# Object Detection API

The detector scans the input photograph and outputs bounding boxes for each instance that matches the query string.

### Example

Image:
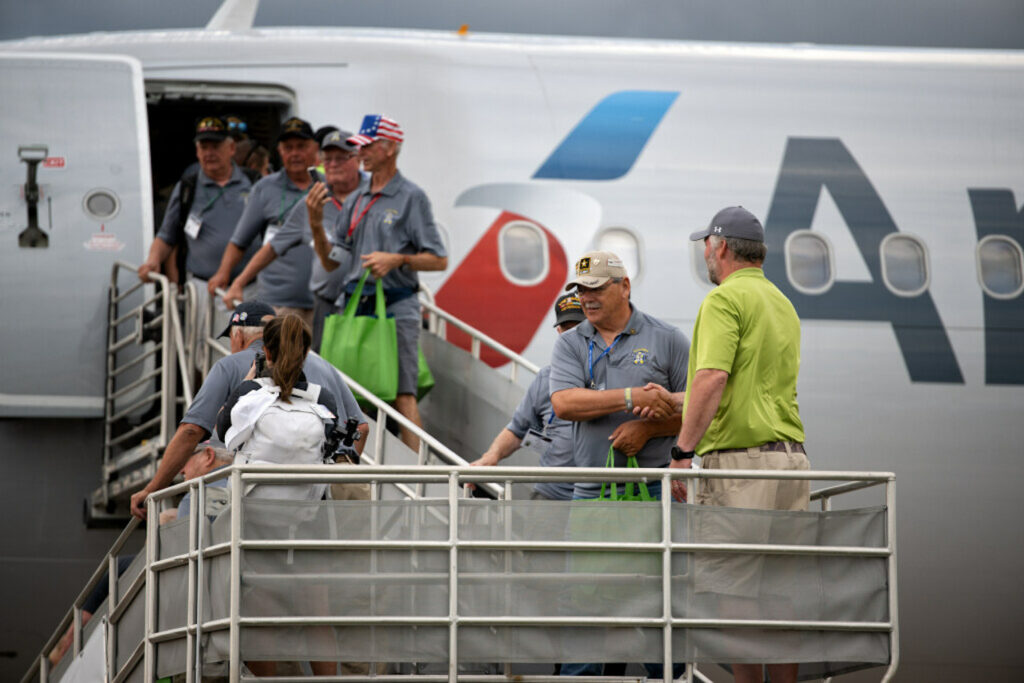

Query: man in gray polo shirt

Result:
[310,115,448,451]
[549,251,690,501]
[139,116,257,285]
[208,117,320,324]
[470,294,586,501]
[223,129,364,351]
[129,300,368,520]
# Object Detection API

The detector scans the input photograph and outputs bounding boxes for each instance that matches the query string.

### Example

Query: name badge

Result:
[184,213,202,239]
[328,245,346,262]
[262,222,281,246]
[520,428,553,454]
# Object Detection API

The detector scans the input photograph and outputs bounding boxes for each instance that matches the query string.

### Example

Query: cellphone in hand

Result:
[307,166,330,195]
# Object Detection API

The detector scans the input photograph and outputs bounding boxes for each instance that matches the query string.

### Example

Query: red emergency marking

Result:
[43,157,66,168]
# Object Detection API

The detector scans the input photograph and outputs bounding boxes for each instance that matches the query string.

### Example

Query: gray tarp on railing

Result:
[139,497,889,680]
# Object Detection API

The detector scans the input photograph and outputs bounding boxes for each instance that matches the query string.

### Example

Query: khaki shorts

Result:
[695,444,809,598]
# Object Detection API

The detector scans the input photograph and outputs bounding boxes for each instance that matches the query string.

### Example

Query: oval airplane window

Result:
[881,234,929,297]
[83,188,120,220]
[785,230,834,294]
[977,235,1024,299]
[595,227,643,282]
[690,239,712,288]
[498,220,548,285]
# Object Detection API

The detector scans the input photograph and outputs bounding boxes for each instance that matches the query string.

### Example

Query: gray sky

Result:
[2,0,1023,49]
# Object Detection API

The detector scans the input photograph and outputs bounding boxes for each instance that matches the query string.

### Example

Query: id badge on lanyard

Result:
[184,213,202,239]
[263,222,281,246]
[520,428,553,454]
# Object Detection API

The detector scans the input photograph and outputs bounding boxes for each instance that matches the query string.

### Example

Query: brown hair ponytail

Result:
[262,314,311,402]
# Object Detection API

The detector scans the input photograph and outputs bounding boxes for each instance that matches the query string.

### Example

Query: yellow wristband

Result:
[624,387,634,412]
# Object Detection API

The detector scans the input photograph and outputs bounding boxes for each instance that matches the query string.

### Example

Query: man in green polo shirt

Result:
[669,205,807,683]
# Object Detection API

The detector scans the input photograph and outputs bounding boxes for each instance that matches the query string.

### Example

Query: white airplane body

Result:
[1,21,1023,681]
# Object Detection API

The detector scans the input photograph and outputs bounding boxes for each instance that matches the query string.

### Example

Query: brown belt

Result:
[711,441,805,456]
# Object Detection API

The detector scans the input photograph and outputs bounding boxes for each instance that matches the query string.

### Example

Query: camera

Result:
[253,350,266,376]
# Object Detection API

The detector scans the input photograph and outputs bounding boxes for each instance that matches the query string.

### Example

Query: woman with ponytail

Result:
[216,313,339,502]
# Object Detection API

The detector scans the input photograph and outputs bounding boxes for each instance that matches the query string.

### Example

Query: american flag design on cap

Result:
[347,114,404,146]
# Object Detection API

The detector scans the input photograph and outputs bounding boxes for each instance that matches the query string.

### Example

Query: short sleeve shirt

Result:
[329,171,447,293]
[156,165,255,280]
[683,268,805,454]
[549,306,690,493]
[506,366,574,500]
[270,193,351,301]
[230,169,314,309]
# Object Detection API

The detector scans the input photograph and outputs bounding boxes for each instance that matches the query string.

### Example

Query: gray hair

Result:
[709,234,767,263]
[233,325,265,345]
[192,444,234,465]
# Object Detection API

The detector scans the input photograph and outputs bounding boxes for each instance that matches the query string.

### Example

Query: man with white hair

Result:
[309,115,448,450]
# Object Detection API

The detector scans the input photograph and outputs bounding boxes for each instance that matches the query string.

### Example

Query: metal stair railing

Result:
[92,262,195,521]
[24,465,898,683]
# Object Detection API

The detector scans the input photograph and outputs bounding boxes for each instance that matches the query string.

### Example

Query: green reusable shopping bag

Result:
[569,446,661,611]
[320,269,399,406]
[598,447,657,502]
[416,345,435,400]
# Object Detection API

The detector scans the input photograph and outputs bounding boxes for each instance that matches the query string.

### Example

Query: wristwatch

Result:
[671,445,695,461]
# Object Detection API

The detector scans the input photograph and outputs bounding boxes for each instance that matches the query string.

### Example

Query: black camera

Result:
[253,349,266,376]
[324,417,362,464]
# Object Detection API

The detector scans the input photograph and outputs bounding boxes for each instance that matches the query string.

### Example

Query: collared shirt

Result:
[156,164,256,280]
[271,190,351,302]
[506,366,574,500]
[181,339,365,441]
[328,170,447,296]
[549,305,690,496]
[230,169,314,308]
[684,267,805,454]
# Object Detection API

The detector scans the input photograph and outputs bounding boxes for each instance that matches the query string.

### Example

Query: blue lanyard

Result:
[587,335,622,389]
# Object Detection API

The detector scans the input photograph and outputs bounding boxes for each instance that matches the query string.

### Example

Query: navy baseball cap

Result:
[194,116,228,143]
[277,117,315,143]
[553,294,585,327]
[689,206,765,243]
[218,301,276,338]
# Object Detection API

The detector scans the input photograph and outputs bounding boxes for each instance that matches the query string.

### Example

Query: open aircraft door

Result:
[0,53,152,417]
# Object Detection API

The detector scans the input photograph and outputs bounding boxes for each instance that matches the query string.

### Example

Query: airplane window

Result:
[785,230,833,294]
[83,189,119,220]
[596,227,642,281]
[881,234,929,296]
[689,240,711,287]
[977,235,1024,299]
[499,220,548,285]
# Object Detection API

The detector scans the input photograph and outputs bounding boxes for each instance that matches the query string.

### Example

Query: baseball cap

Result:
[689,206,765,243]
[564,251,628,291]
[277,117,315,143]
[194,116,228,142]
[218,300,276,338]
[321,129,359,152]
[314,125,339,145]
[347,114,404,146]
[553,293,585,327]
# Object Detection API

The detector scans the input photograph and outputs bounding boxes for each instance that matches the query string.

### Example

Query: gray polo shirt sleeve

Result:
[230,178,270,249]
[156,180,185,246]
[269,200,308,256]
[181,358,238,436]
[506,369,548,438]
[548,331,587,396]
[405,190,447,257]
[305,354,367,425]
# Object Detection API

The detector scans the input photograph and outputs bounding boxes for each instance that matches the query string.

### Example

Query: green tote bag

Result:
[320,269,399,405]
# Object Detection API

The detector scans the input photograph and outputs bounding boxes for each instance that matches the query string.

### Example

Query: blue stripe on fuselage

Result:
[533,90,679,181]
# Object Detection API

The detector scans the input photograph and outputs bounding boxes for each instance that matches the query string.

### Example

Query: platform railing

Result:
[28,465,897,683]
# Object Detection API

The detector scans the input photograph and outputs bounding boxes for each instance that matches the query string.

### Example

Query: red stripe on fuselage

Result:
[435,211,568,367]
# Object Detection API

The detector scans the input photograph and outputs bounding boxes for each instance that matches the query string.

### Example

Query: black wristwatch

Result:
[671,445,695,461]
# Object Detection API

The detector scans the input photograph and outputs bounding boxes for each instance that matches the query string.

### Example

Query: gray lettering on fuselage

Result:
[763,137,964,384]
[967,189,1024,385]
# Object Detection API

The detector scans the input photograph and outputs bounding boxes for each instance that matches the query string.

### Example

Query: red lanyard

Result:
[330,196,343,211]
[348,193,381,238]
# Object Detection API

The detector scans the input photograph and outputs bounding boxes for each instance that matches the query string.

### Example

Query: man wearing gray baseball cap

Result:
[673,206,807,683]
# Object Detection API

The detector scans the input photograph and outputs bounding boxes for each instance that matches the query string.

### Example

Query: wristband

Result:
[624,387,634,412]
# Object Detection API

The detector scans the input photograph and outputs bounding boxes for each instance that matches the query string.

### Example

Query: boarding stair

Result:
[39,262,900,683]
